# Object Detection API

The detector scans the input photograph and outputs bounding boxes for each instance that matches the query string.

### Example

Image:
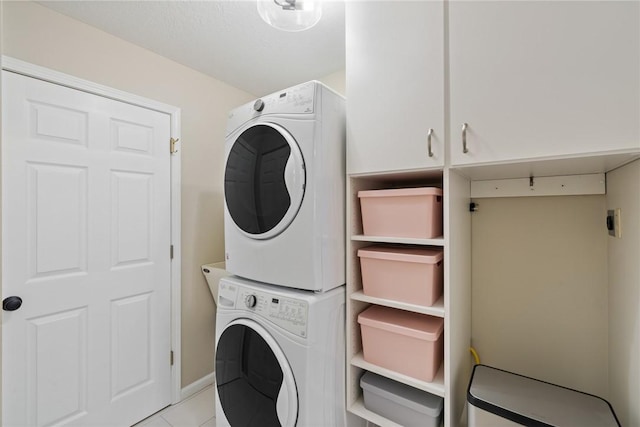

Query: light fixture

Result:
[257,0,322,32]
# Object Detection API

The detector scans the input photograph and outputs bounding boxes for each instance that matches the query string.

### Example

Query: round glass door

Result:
[215,319,298,427]
[224,123,305,240]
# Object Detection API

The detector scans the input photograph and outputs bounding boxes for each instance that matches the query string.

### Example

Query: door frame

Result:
[0,55,183,404]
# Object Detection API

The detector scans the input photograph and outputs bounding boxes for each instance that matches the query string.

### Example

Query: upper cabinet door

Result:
[449,1,640,166]
[346,1,445,174]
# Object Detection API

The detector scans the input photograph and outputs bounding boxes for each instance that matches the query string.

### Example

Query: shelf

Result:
[351,352,445,397]
[349,168,443,180]
[351,234,445,246]
[350,291,445,318]
[350,396,444,427]
[452,150,640,181]
[349,396,404,427]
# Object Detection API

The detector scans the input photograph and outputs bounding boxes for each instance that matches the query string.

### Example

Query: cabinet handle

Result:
[462,123,469,153]
[427,128,434,157]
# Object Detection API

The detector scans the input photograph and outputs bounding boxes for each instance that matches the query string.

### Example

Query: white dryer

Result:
[223,81,345,292]
[214,275,347,427]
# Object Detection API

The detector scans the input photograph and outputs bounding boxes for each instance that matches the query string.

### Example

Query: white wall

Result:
[471,195,609,397]
[606,159,640,427]
[0,1,254,388]
[318,68,346,96]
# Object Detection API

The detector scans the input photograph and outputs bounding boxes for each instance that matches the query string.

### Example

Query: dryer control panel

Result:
[218,280,309,338]
[266,81,315,114]
[226,81,317,134]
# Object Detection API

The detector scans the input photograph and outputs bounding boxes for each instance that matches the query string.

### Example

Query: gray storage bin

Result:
[360,371,443,427]
[467,364,620,427]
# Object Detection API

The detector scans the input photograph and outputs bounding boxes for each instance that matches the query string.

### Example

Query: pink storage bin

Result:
[358,246,443,307]
[358,305,444,382]
[358,187,443,239]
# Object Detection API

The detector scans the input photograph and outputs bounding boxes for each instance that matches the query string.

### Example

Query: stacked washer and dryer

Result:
[215,81,350,427]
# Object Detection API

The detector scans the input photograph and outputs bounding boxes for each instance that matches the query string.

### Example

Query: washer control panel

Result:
[219,280,309,338]
[244,294,258,308]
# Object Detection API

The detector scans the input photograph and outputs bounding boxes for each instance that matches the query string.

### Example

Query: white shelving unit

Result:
[345,169,471,427]
[346,3,639,424]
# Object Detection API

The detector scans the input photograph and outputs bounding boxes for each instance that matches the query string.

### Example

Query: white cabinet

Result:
[345,2,640,426]
[346,1,445,174]
[449,1,640,166]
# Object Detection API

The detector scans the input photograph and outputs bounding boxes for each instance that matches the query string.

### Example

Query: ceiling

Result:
[37,0,346,96]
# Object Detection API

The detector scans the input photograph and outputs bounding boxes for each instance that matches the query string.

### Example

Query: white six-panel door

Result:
[2,70,172,426]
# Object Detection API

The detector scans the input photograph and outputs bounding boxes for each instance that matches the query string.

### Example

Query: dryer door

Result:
[215,319,298,427]
[224,122,305,240]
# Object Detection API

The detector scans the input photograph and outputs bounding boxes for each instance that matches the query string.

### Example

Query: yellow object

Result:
[469,347,481,365]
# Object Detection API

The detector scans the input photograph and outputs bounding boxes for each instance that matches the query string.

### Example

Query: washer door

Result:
[216,319,298,427]
[224,122,305,240]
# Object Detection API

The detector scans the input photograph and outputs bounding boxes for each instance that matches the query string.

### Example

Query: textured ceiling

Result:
[38,0,345,96]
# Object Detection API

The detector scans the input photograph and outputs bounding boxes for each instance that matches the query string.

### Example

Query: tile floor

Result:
[135,385,216,427]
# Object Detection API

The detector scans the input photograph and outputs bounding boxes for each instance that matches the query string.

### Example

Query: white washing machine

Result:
[223,81,345,292]
[214,275,347,427]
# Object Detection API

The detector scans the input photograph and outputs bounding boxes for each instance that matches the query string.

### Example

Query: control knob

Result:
[245,294,257,309]
[253,99,265,112]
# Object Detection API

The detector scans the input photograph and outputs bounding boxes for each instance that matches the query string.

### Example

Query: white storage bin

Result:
[361,371,443,427]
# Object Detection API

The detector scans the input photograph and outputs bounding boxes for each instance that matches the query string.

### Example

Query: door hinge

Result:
[170,350,174,366]
[170,137,179,154]
[170,245,174,259]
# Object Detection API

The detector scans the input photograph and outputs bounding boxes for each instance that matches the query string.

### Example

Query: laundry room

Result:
[1,1,639,427]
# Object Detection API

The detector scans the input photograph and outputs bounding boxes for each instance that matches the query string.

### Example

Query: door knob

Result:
[3,296,22,311]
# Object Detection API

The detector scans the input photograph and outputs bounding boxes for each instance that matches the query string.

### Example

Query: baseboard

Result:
[180,372,215,401]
